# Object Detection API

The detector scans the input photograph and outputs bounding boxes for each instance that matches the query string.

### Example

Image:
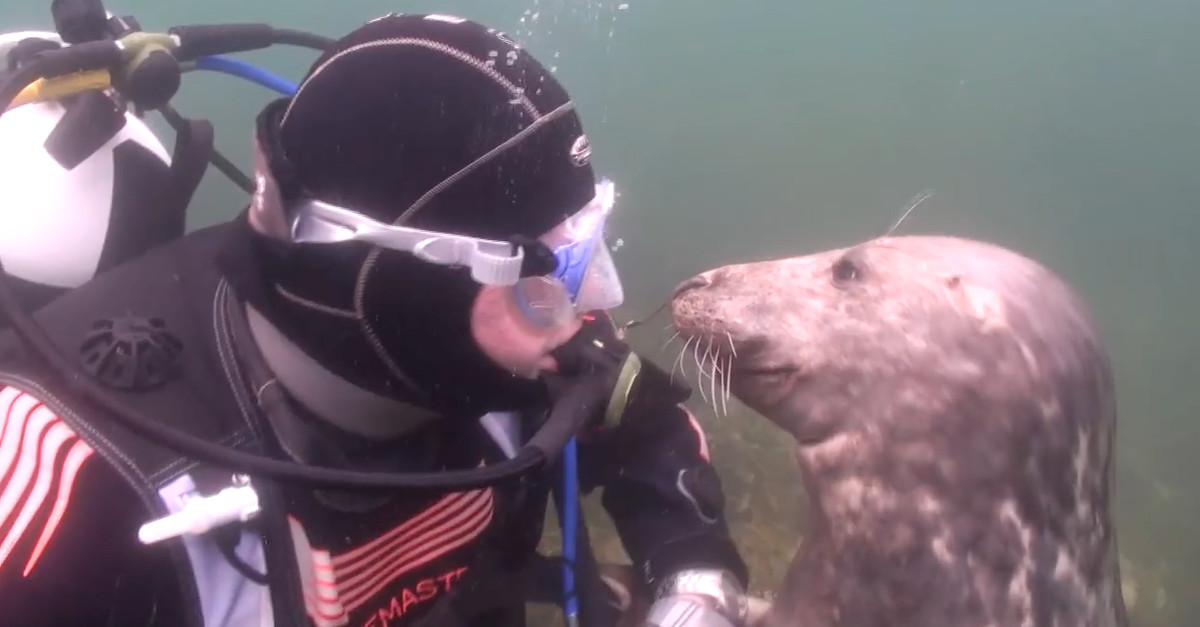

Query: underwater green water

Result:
[3,1,1199,624]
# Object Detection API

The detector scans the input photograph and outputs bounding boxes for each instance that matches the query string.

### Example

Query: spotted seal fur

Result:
[670,235,1128,627]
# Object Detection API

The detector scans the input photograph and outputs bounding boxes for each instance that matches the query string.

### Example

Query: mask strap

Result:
[254,99,305,201]
[509,234,558,278]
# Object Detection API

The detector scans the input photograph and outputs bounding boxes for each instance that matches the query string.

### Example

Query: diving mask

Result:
[512,178,624,328]
[249,132,624,327]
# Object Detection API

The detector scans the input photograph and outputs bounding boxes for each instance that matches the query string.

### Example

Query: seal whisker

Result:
[616,297,672,336]
[672,336,694,382]
[707,340,719,416]
[725,331,738,358]
[698,341,720,380]
[676,333,696,377]
[661,331,681,351]
[720,353,732,417]
[885,188,934,237]
[705,360,715,415]
[711,350,724,417]
[694,340,710,404]
[691,340,706,379]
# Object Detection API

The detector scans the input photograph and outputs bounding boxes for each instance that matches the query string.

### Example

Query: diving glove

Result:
[548,310,690,431]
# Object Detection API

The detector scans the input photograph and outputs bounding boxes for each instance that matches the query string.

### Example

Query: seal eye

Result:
[832,257,861,283]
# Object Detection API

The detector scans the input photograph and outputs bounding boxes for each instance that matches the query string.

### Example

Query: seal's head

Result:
[672,235,1127,627]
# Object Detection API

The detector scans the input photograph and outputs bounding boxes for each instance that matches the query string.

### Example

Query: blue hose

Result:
[192,56,298,96]
[562,437,580,624]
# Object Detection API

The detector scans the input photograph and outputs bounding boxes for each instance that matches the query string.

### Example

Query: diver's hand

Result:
[579,310,692,409]
[547,311,691,421]
[644,569,749,627]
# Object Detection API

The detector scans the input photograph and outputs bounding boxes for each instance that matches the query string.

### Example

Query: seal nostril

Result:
[673,274,711,298]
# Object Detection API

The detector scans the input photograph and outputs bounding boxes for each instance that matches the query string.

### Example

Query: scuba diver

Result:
[0,10,752,627]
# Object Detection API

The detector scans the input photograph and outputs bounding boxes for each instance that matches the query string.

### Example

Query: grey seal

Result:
[670,235,1128,627]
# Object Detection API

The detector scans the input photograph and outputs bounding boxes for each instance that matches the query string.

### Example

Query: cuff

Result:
[643,532,750,591]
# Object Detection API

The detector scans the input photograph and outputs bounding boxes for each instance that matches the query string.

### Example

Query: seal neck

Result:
[244,303,439,439]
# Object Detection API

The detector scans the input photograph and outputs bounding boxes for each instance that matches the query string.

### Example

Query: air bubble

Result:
[618,3,629,9]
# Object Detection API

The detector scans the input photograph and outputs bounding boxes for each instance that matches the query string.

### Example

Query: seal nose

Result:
[673,273,712,299]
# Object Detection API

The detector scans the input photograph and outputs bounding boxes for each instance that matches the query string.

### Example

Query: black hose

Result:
[271,29,334,52]
[168,24,332,60]
[155,26,331,193]
[158,103,254,193]
[156,26,332,194]
[154,25,333,193]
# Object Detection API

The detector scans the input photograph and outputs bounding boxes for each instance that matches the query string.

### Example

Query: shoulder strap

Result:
[166,113,214,227]
[159,104,256,195]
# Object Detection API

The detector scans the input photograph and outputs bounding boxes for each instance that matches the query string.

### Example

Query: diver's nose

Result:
[672,272,713,299]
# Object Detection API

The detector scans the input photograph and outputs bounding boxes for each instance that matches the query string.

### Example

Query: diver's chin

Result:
[536,354,559,372]
[506,354,559,381]
[512,366,542,380]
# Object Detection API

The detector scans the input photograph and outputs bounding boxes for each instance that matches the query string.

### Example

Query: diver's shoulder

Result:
[134,217,243,266]
[36,224,222,308]
[0,218,243,372]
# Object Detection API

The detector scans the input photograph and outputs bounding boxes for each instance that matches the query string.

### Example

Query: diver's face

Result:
[469,186,622,378]
[470,285,583,377]
[469,218,596,377]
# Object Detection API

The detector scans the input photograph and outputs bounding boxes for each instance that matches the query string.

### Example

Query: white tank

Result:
[0,30,181,304]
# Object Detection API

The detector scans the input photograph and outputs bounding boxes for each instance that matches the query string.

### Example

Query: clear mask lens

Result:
[512,275,576,329]
[572,237,623,313]
[511,180,625,328]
